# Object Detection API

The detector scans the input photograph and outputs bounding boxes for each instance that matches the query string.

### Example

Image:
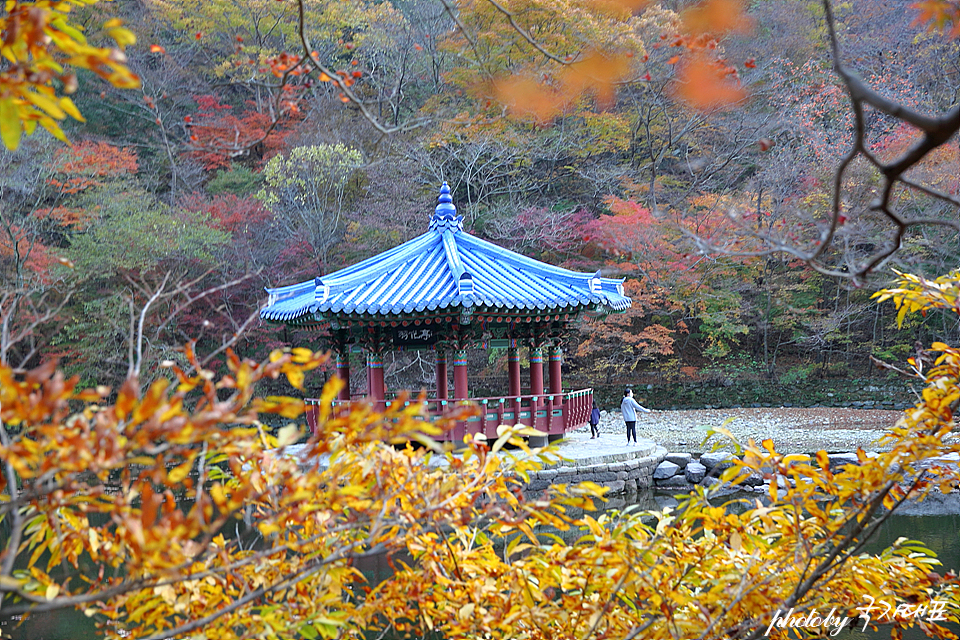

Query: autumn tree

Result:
[0,0,140,149]
[0,141,271,387]
[2,271,960,638]
[576,278,682,381]
[0,140,77,371]
[257,143,362,270]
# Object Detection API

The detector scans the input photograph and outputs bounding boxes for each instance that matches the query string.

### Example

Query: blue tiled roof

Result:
[261,183,632,323]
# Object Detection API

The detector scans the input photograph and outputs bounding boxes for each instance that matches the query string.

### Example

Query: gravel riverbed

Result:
[574,407,914,454]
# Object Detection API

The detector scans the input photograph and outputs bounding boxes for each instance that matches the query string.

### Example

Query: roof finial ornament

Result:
[429,182,464,232]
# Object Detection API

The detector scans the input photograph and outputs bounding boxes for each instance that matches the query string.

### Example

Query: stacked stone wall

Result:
[520,442,667,494]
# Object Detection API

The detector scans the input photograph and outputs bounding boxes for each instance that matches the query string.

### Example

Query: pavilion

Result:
[260,183,631,441]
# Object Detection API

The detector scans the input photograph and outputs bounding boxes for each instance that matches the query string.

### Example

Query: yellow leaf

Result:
[496,423,545,438]
[276,424,302,447]
[729,531,742,551]
[259,521,281,536]
[815,450,830,470]
[285,366,305,390]
[167,458,195,483]
[59,96,84,121]
[108,27,137,48]
[45,583,60,600]
[0,98,22,150]
[291,347,314,363]
[38,117,69,144]
[24,91,65,119]
[88,529,100,555]
[897,302,910,328]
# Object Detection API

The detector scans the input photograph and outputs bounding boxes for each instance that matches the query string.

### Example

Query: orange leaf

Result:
[114,377,140,421]
[671,55,745,110]
[682,0,753,35]
[560,51,631,108]
[592,0,650,17]
[493,76,564,123]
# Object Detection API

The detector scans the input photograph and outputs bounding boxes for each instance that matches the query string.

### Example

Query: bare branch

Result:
[197,304,265,369]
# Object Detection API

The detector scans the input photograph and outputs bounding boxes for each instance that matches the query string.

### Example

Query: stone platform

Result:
[522,435,668,494]
[285,431,668,496]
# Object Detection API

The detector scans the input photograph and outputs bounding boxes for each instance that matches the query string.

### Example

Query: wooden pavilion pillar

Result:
[548,343,563,395]
[335,351,351,401]
[507,343,521,397]
[367,352,385,409]
[435,350,448,400]
[453,349,469,400]
[529,346,544,397]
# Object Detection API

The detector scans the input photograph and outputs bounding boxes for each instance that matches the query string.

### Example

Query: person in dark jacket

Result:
[620,388,651,445]
[589,400,601,439]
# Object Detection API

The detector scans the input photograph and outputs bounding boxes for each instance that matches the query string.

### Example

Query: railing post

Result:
[479,398,488,439]
[545,394,553,433]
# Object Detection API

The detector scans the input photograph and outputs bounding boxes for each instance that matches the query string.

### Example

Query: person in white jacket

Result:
[620,388,652,445]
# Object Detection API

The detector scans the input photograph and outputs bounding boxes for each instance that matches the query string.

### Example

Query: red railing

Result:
[305,389,594,442]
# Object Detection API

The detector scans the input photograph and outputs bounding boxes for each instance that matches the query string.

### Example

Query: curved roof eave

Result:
[260,183,632,325]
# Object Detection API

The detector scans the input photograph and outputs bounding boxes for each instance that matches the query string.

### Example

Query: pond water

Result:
[3,496,959,639]
[836,509,960,639]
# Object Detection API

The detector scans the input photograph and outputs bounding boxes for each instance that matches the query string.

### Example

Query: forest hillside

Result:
[1,0,958,401]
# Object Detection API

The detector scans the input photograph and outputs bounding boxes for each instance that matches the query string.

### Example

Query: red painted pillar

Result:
[529,346,544,397]
[435,350,448,400]
[548,343,563,395]
[367,352,385,410]
[508,344,521,397]
[453,349,469,400]
[336,352,351,401]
